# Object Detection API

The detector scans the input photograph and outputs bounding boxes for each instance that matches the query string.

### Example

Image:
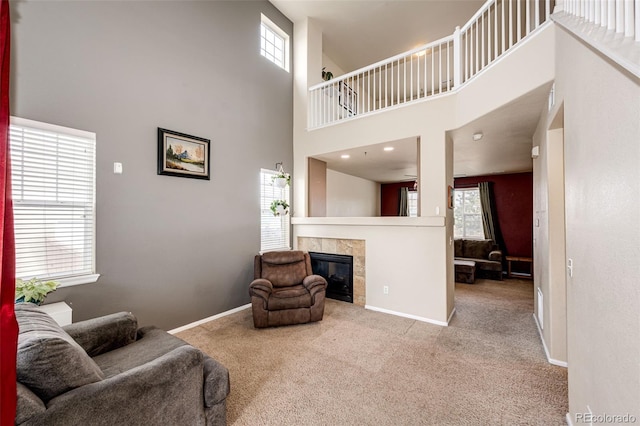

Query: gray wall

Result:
[10,0,293,329]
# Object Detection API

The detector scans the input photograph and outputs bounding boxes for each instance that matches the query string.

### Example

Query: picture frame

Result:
[157,128,210,180]
[339,82,357,115]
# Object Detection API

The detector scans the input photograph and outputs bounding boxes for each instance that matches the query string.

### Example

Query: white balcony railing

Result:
[563,0,640,41]
[308,0,555,129]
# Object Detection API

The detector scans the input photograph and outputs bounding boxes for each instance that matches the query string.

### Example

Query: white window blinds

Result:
[10,117,96,281]
[260,169,290,251]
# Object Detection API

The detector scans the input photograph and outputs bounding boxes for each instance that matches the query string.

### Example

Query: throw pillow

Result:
[16,303,104,403]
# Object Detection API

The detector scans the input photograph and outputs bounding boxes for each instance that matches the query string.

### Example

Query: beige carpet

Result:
[177,279,568,425]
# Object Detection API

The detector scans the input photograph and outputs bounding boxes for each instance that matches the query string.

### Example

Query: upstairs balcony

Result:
[307,0,639,130]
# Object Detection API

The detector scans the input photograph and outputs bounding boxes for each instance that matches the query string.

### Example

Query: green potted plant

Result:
[15,277,60,305]
[272,171,291,189]
[270,199,289,216]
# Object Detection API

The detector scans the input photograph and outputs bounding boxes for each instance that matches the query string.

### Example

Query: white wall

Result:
[533,102,568,365]
[554,27,640,419]
[293,22,555,323]
[293,217,449,324]
[326,169,380,217]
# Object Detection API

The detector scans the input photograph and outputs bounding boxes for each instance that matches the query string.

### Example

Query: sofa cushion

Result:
[93,326,187,378]
[261,251,308,287]
[16,303,104,403]
[462,239,494,260]
[454,239,463,257]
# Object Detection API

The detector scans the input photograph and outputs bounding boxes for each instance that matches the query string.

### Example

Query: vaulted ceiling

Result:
[270,1,546,180]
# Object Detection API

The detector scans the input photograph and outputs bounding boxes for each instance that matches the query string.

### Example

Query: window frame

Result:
[9,117,100,288]
[453,187,485,239]
[260,168,290,252]
[260,13,290,72]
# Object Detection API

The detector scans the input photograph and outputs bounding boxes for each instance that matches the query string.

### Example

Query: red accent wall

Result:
[380,181,415,216]
[455,172,533,257]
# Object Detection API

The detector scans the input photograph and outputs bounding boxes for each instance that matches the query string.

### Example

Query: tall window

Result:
[10,117,98,285]
[260,14,289,72]
[453,188,484,239]
[408,190,418,217]
[260,169,290,251]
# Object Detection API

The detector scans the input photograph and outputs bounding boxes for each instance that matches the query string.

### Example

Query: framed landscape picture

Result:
[157,128,210,180]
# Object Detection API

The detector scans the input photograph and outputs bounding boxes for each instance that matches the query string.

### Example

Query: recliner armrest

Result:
[302,275,327,292]
[249,279,273,301]
[488,250,502,262]
[63,312,137,357]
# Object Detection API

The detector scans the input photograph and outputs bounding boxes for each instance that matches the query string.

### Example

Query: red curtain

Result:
[0,0,17,424]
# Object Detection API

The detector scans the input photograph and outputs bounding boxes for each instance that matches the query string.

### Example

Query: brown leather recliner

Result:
[249,250,327,328]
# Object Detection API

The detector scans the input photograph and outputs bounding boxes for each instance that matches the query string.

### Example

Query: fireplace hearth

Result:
[309,252,353,303]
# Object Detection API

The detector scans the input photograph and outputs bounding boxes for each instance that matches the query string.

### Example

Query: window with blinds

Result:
[10,117,97,283]
[260,169,290,251]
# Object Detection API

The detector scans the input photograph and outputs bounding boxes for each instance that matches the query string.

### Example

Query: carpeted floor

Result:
[177,279,568,425]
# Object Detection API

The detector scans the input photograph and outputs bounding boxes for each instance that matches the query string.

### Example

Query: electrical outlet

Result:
[383,286,389,295]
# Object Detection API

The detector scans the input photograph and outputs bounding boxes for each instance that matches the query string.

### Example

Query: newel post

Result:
[453,26,461,88]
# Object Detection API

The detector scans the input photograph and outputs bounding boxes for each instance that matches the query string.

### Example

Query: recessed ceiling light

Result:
[383,147,394,152]
[341,154,350,159]
[472,132,483,141]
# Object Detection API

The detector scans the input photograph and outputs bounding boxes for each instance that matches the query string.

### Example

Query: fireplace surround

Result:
[297,237,365,306]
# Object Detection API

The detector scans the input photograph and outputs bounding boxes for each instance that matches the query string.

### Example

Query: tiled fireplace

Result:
[297,237,365,306]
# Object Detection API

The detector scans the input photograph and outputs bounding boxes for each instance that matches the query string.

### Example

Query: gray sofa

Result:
[15,303,229,425]
[454,238,503,280]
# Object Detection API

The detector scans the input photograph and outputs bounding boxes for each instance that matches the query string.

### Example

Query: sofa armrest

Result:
[488,250,502,262]
[203,356,230,407]
[249,278,273,301]
[41,346,205,425]
[303,275,327,292]
[63,312,137,357]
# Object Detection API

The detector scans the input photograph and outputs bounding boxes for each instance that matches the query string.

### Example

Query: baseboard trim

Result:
[365,305,449,326]
[565,412,573,426]
[533,313,568,368]
[168,303,251,334]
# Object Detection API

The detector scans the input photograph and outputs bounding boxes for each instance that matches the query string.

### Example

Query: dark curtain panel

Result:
[478,182,505,252]
[398,187,409,216]
[0,0,17,423]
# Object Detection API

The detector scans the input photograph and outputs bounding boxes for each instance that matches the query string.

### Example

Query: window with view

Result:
[408,190,418,217]
[260,169,290,251]
[453,187,485,239]
[10,117,98,286]
[260,14,289,72]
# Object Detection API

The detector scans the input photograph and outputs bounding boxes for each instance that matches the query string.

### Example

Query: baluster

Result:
[526,0,531,35]
[636,0,640,41]
[625,0,634,37]
[502,0,506,53]
[616,0,623,33]
[517,0,522,41]
[608,0,615,31]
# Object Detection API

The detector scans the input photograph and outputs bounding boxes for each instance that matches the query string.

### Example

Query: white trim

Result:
[58,274,100,288]
[10,116,95,139]
[168,303,251,334]
[533,313,568,367]
[365,305,449,326]
[566,412,574,426]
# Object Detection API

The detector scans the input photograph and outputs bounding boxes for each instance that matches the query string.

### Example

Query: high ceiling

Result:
[270,0,548,180]
[270,0,486,72]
